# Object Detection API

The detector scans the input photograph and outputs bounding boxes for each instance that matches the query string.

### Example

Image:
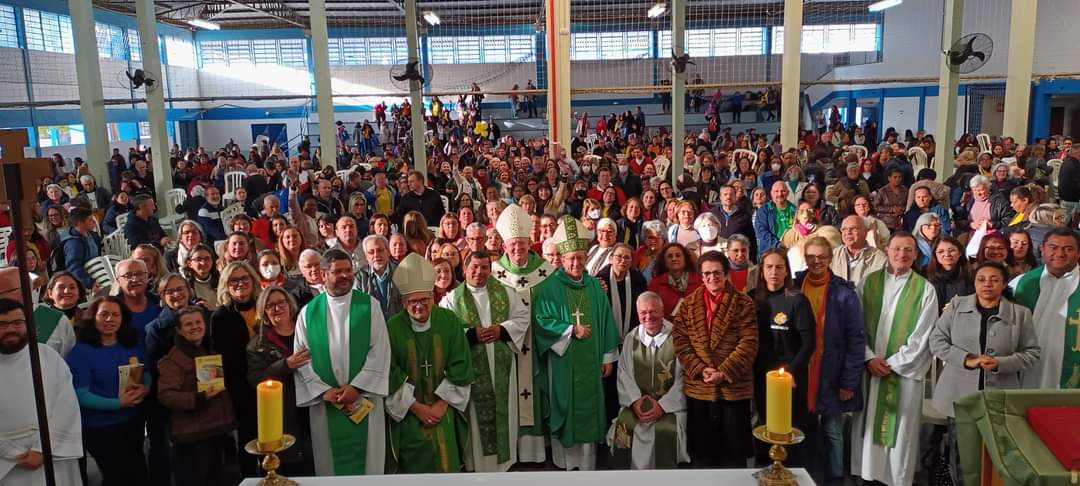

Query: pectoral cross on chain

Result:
[420,359,433,376]
[572,308,585,327]
[1069,310,1080,352]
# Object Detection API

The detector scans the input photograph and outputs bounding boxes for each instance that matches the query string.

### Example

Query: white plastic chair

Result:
[220,203,246,228]
[84,255,121,292]
[0,226,12,267]
[440,195,449,214]
[733,148,758,168]
[907,146,928,172]
[977,133,992,155]
[165,188,187,211]
[115,212,129,231]
[336,169,353,181]
[1049,158,1064,200]
[102,230,130,258]
[847,145,869,159]
[224,171,247,200]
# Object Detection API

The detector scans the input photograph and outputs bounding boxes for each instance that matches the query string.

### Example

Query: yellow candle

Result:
[256,379,283,449]
[766,368,793,437]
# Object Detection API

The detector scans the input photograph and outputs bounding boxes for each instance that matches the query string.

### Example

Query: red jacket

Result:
[647,272,704,321]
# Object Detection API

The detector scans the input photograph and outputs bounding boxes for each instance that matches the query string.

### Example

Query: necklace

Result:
[408,320,435,377]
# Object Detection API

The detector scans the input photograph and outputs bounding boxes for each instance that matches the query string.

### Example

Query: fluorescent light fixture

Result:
[867,0,902,12]
[423,11,441,25]
[186,19,221,30]
[647,2,668,18]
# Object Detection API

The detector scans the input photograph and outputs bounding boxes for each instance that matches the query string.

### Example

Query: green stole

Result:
[305,291,372,475]
[453,279,512,462]
[611,330,678,468]
[861,269,927,447]
[1012,266,1080,388]
[34,306,64,344]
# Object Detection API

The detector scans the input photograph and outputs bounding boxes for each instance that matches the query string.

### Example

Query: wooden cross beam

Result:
[0,129,56,229]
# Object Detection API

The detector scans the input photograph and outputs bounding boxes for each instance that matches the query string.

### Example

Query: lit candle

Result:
[766,368,793,437]
[256,379,283,449]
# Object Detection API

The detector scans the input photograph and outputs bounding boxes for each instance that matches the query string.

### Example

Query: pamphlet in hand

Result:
[118,357,144,393]
[195,354,225,392]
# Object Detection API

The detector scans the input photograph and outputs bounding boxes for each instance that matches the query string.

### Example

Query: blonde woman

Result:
[580,198,602,232]
[276,226,305,276]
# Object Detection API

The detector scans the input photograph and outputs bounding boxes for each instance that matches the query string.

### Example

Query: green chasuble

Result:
[495,252,555,433]
[387,307,475,473]
[532,269,619,448]
[861,269,927,447]
[304,290,372,475]
[1013,266,1080,389]
[611,333,679,468]
[452,280,513,463]
[34,306,64,345]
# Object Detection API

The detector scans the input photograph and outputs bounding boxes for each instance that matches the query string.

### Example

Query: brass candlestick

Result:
[244,434,297,486]
[752,425,805,486]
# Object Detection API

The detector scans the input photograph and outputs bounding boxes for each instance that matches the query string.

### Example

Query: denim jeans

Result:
[818,413,846,480]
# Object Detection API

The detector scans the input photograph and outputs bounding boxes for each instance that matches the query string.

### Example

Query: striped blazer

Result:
[671,282,759,402]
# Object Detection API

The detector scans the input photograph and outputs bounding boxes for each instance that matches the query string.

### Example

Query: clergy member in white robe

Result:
[294,249,391,476]
[440,250,530,472]
[0,300,82,486]
[607,292,688,469]
[1009,229,1080,389]
[853,233,937,486]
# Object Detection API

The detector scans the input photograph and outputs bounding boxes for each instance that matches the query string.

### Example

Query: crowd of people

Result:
[5,96,1080,486]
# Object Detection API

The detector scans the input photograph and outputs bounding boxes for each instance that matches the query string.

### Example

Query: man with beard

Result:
[0,299,83,485]
[295,249,391,475]
[491,205,556,463]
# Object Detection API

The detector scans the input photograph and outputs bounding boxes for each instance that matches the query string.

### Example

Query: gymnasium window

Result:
[198,40,226,66]
[428,35,530,64]
[659,28,764,57]
[278,39,307,67]
[96,22,128,60]
[573,32,652,60]
[199,38,308,67]
[23,8,75,54]
[128,29,142,62]
[165,36,197,67]
[0,6,17,49]
[772,23,880,54]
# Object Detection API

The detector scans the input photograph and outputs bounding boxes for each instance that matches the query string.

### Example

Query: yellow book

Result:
[118,357,143,393]
[195,354,225,393]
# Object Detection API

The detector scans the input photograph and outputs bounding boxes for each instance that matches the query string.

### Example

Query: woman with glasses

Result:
[210,261,262,475]
[65,296,151,486]
[924,237,973,312]
[146,273,204,373]
[44,204,69,251]
[586,218,620,277]
[912,212,943,270]
[1006,230,1038,277]
[166,220,205,273]
[246,286,314,476]
[976,233,1011,267]
[132,244,170,291]
[182,244,220,310]
[852,194,890,249]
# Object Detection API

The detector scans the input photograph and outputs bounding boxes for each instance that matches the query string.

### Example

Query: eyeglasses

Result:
[805,254,830,262]
[403,296,432,307]
[265,300,289,311]
[119,272,148,281]
[163,286,187,296]
[701,271,725,279]
[0,319,26,330]
[228,276,253,287]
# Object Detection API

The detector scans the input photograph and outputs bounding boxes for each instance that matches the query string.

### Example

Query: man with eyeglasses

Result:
[532,216,619,470]
[385,253,474,473]
[115,258,161,339]
[830,215,887,286]
[671,251,757,468]
[285,249,324,309]
[294,248,391,475]
[490,205,557,464]
[355,235,400,319]
[794,237,867,484]
[0,298,84,485]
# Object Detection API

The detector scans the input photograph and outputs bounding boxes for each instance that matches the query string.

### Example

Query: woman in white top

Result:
[586,218,619,277]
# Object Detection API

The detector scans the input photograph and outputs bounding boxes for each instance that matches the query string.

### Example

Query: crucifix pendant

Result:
[572,308,585,327]
[420,359,433,376]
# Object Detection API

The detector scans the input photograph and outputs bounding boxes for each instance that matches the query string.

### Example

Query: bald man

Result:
[830,215,887,285]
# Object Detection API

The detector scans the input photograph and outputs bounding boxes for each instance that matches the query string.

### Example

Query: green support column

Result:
[134,0,172,212]
[404,0,427,180]
[309,0,338,165]
[935,0,964,180]
[68,0,109,178]
[780,0,802,150]
[1002,0,1037,142]
[670,0,686,184]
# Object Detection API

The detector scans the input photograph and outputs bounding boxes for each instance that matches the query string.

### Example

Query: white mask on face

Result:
[587,208,601,219]
[697,225,718,241]
[582,165,592,174]
[618,164,629,174]
[771,163,782,173]
[260,264,281,280]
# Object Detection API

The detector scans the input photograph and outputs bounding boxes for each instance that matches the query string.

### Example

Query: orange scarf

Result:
[801,272,830,411]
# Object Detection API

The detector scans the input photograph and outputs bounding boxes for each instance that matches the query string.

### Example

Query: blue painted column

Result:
[763,26,773,82]
[14,7,41,156]
[420,34,431,92]
[845,92,855,125]
[651,30,659,95]
[876,90,885,131]
[917,86,927,131]
[535,32,547,89]
[1029,81,1052,142]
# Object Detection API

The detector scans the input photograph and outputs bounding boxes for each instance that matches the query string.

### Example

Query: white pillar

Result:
[670,0,686,184]
[1001,0,1037,142]
[309,0,338,166]
[935,0,964,181]
[68,0,109,178]
[404,0,428,179]
[780,0,803,150]
[545,0,571,157]
[134,0,171,212]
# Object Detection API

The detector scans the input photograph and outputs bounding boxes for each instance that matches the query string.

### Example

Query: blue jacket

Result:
[145,306,179,376]
[902,203,952,235]
[793,271,867,415]
[124,212,165,250]
[197,201,226,243]
[60,227,101,289]
[753,201,785,258]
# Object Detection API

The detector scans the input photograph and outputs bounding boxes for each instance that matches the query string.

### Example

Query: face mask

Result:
[788,175,799,182]
[618,164,629,174]
[260,264,281,280]
[582,165,592,174]
[771,164,782,172]
[575,189,587,199]
[587,208,600,219]
[697,225,718,241]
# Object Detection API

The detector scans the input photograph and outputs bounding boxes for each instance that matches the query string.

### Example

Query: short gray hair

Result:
[299,248,322,261]
[969,175,991,189]
[727,233,751,248]
[362,234,388,250]
[641,220,666,238]
[597,217,617,231]
[465,222,485,234]
[637,291,664,308]
[79,174,95,185]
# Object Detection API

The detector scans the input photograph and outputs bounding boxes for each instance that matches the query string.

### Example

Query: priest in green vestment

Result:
[491,204,556,463]
[439,250,530,472]
[533,216,619,471]
[1010,228,1080,389]
[386,253,475,473]
[34,304,75,356]
[295,248,392,476]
